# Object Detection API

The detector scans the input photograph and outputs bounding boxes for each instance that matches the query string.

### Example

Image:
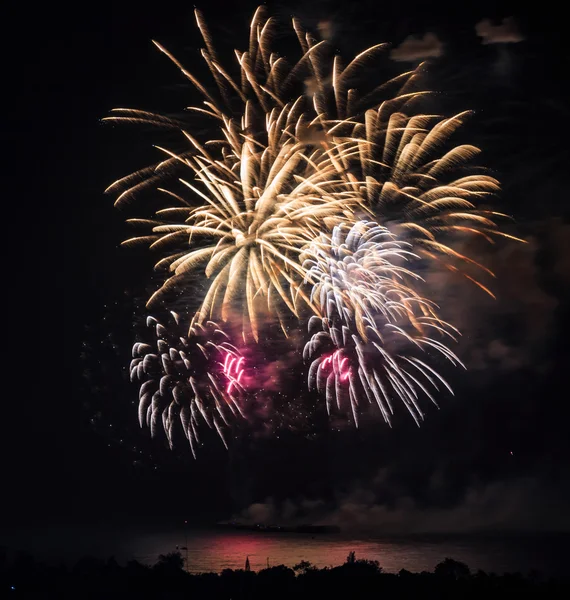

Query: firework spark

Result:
[106,6,520,447]
[130,312,245,456]
[223,352,246,395]
[303,221,461,426]
[328,109,525,296]
[104,7,365,340]
[106,7,520,335]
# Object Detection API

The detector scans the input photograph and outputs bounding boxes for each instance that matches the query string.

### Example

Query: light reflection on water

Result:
[4,526,568,576]
[116,529,566,575]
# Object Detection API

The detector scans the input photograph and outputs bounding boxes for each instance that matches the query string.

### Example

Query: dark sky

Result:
[11,0,569,533]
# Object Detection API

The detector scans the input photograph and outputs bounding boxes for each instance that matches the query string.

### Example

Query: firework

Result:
[303,221,461,426]
[130,312,245,456]
[328,109,525,296]
[304,221,428,335]
[223,352,246,395]
[106,6,520,446]
[105,6,521,334]
[104,7,365,340]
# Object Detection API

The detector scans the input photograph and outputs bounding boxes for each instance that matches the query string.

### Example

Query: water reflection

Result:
[117,529,567,576]
[2,525,566,576]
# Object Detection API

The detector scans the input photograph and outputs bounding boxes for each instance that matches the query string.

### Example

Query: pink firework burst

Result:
[223,352,246,395]
[321,350,352,382]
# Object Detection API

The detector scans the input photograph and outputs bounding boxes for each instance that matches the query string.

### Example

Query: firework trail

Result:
[328,110,524,296]
[105,6,521,448]
[303,221,461,426]
[105,6,521,328]
[130,312,246,456]
[304,221,428,336]
[105,7,364,340]
[223,352,246,395]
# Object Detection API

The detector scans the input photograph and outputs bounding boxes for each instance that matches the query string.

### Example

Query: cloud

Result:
[476,17,524,44]
[242,501,277,524]
[419,228,560,374]
[317,19,335,41]
[390,33,443,62]
[326,476,570,534]
[237,473,570,534]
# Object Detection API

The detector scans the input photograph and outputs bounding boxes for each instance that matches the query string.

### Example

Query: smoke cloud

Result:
[390,33,443,62]
[419,223,563,375]
[237,473,570,534]
[476,18,524,45]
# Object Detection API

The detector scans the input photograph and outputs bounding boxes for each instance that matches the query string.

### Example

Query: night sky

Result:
[13,0,569,533]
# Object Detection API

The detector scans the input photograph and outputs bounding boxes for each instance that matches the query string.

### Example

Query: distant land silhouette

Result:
[216,522,341,534]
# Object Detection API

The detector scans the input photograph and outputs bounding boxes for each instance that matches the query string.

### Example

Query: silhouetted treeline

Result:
[2,550,569,599]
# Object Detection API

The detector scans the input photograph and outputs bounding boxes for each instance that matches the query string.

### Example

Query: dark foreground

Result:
[3,550,569,599]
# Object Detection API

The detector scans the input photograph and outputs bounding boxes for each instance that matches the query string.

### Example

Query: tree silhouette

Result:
[342,551,382,574]
[434,558,471,580]
[293,560,316,574]
[154,551,185,574]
